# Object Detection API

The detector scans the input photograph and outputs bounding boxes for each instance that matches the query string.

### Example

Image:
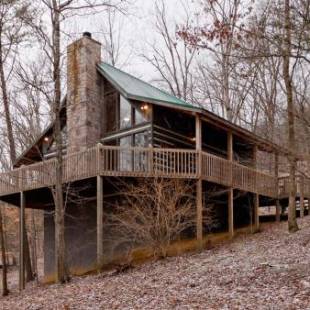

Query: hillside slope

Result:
[2,218,310,310]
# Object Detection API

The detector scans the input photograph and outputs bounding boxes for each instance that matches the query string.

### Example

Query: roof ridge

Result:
[100,62,191,106]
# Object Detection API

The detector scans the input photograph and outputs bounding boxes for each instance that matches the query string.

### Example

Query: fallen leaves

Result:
[2,218,310,309]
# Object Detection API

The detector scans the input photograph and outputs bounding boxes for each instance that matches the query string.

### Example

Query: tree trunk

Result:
[0,32,33,282]
[30,210,38,282]
[23,218,34,282]
[0,43,16,164]
[283,0,299,233]
[0,206,8,296]
[52,0,68,283]
[222,53,232,122]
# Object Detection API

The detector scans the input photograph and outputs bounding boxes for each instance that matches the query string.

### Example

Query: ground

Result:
[2,217,310,310]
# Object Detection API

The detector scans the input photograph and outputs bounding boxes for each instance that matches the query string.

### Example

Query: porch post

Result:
[195,115,203,248]
[300,176,305,218]
[254,193,260,232]
[19,191,25,290]
[275,152,281,222]
[97,175,103,271]
[228,188,234,238]
[227,131,234,238]
[253,145,259,232]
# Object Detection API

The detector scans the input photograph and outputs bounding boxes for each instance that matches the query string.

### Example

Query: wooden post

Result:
[253,145,259,232]
[227,131,234,238]
[195,115,203,248]
[300,176,304,218]
[97,176,103,271]
[275,153,281,222]
[228,188,234,238]
[254,193,260,232]
[96,143,102,174]
[227,131,233,162]
[19,191,25,291]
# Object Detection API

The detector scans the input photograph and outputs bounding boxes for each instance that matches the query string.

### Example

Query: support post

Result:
[97,176,103,271]
[228,188,234,238]
[300,176,304,218]
[227,131,233,162]
[195,115,203,248]
[275,153,281,222]
[253,145,259,232]
[196,179,203,247]
[254,193,260,232]
[227,132,234,238]
[19,191,25,291]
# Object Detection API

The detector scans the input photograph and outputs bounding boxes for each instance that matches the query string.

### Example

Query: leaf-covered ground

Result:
[2,217,310,309]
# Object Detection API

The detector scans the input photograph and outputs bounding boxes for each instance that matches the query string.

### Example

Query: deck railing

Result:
[201,152,277,197]
[279,175,310,197]
[0,145,277,197]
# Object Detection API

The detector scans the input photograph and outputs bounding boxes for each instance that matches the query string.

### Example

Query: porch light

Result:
[191,137,196,142]
[123,117,130,122]
[141,104,149,111]
[44,137,49,142]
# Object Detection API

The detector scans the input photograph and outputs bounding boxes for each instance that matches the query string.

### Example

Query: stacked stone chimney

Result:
[67,32,102,153]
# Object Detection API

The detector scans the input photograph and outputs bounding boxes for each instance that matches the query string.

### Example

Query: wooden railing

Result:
[201,152,277,197]
[0,145,277,197]
[279,175,310,198]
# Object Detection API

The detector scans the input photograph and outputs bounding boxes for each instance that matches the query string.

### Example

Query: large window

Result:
[134,131,150,147]
[134,102,151,125]
[119,136,132,171]
[120,96,132,129]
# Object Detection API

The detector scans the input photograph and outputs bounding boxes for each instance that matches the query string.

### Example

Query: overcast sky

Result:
[60,0,195,82]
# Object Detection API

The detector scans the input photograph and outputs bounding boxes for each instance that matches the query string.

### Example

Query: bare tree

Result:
[178,0,256,121]
[0,206,8,296]
[143,0,197,102]
[98,6,132,68]
[105,178,220,259]
[0,0,36,290]
[105,178,196,258]
[27,0,128,283]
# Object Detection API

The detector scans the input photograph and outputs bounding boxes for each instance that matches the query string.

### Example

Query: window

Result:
[120,96,132,129]
[134,131,150,147]
[119,136,132,171]
[135,103,151,125]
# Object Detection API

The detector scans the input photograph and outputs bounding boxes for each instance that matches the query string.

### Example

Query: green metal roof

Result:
[97,62,198,111]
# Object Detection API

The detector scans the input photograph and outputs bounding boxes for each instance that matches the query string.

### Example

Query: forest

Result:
[1,0,310,308]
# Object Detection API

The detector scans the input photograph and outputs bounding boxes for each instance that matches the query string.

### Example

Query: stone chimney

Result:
[67,32,102,153]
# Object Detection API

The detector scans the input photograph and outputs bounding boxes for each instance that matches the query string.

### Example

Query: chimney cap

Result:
[83,31,92,38]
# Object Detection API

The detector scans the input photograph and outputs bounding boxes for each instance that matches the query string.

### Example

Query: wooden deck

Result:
[0,145,277,198]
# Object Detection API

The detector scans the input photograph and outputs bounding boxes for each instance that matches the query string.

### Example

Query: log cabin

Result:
[0,32,308,285]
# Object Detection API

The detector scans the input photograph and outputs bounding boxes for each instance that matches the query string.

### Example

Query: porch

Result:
[0,144,277,199]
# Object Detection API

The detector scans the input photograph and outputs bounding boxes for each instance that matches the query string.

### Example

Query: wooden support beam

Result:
[228,188,234,238]
[195,115,203,248]
[227,131,233,162]
[254,193,260,232]
[196,179,203,247]
[276,199,281,222]
[97,176,103,271]
[195,115,202,152]
[227,132,234,238]
[300,177,304,218]
[252,145,260,231]
[19,191,25,291]
[275,153,281,222]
